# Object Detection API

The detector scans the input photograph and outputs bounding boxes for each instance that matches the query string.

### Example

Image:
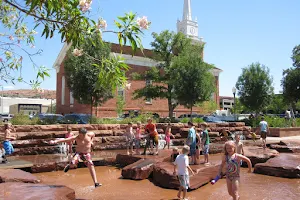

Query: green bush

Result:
[241,116,300,128]
[90,113,156,124]
[180,118,204,123]
[11,114,39,125]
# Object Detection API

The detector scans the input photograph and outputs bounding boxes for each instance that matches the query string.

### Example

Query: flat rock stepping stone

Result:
[0,169,40,183]
[122,159,155,180]
[254,153,300,178]
[0,182,75,200]
[152,162,220,190]
[242,146,279,167]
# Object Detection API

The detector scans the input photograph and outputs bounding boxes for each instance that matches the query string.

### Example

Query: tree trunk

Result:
[95,105,98,117]
[168,97,174,118]
[190,105,193,122]
[90,97,93,116]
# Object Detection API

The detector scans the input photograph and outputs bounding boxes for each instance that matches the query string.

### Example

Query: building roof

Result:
[0,89,56,99]
[220,96,234,100]
[53,42,223,73]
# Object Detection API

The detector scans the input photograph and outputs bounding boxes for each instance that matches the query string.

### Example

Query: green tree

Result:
[171,44,215,120]
[1,1,149,88]
[64,35,116,115]
[132,30,191,118]
[265,94,288,114]
[236,62,274,114]
[116,95,126,117]
[197,100,218,114]
[292,45,300,68]
[281,68,300,110]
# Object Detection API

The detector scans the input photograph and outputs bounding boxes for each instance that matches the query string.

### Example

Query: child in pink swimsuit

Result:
[218,141,252,200]
[164,123,174,149]
[65,126,73,156]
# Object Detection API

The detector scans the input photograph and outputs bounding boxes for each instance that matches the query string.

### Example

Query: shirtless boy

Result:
[50,127,101,188]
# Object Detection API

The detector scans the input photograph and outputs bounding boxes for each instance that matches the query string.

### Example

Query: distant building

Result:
[220,96,234,110]
[53,0,222,117]
[0,97,55,114]
[9,104,50,115]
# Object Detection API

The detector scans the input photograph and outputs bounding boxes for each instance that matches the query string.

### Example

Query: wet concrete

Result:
[36,166,300,200]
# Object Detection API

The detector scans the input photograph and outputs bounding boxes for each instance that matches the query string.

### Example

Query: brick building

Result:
[53,0,222,118]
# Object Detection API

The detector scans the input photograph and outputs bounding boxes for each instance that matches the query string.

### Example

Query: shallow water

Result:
[36,165,300,200]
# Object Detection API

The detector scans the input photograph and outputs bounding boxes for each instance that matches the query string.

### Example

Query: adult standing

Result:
[257,116,269,149]
[186,121,196,165]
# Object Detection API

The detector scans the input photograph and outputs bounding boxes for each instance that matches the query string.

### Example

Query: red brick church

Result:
[53,0,222,118]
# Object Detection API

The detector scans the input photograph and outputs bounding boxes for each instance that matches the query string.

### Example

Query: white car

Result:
[1,114,14,122]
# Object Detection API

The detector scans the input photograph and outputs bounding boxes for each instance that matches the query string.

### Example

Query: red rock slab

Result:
[122,159,155,180]
[0,182,75,200]
[0,169,40,183]
[116,150,172,167]
[152,162,221,190]
[279,140,300,153]
[243,146,279,167]
[254,153,300,178]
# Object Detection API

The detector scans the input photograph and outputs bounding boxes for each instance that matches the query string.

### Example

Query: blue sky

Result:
[2,0,300,96]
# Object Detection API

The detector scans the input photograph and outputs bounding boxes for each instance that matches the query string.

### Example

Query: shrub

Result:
[180,117,204,123]
[11,114,38,125]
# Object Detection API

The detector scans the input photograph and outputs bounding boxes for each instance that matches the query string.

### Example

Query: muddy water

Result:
[36,163,300,200]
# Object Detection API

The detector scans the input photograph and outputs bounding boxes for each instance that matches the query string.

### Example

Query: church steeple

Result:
[183,0,192,21]
[177,0,203,43]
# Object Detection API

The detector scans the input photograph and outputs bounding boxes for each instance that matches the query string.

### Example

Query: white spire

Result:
[183,0,192,21]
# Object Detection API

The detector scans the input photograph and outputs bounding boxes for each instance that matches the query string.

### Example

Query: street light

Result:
[232,87,237,121]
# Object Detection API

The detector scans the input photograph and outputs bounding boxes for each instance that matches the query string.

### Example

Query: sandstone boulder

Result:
[270,144,293,153]
[31,162,57,173]
[0,169,40,183]
[242,146,279,167]
[254,153,300,178]
[279,140,300,153]
[116,154,141,167]
[121,159,155,180]
[0,182,75,200]
[152,162,221,190]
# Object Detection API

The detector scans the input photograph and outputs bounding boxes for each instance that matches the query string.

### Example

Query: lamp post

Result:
[232,87,237,121]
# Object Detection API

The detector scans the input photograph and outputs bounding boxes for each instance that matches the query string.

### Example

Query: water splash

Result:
[57,143,67,154]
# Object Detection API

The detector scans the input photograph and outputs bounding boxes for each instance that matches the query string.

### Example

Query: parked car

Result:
[0,114,14,122]
[203,116,224,123]
[120,110,160,119]
[61,114,91,124]
[178,113,200,119]
[36,114,64,124]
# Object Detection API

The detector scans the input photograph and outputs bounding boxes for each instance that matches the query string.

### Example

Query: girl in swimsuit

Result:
[65,126,74,156]
[164,123,174,149]
[218,141,252,200]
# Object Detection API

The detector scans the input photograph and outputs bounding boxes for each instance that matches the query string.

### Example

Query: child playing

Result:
[65,126,74,156]
[125,122,134,155]
[257,116,270,149]
[218,141,252,200]
[50,128,101,188]
[201,123,210,164]
[164,123,175,149]
[134,122,142,155]
[2,123,16,163]
[171,147,179,162]
[145,118,159,155]
[173,145,195,200]
[235,134,244,166]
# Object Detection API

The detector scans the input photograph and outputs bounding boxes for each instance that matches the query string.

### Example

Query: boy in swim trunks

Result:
[173,145,195,200]
[2,123,16,163]
[50,127,101,188]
